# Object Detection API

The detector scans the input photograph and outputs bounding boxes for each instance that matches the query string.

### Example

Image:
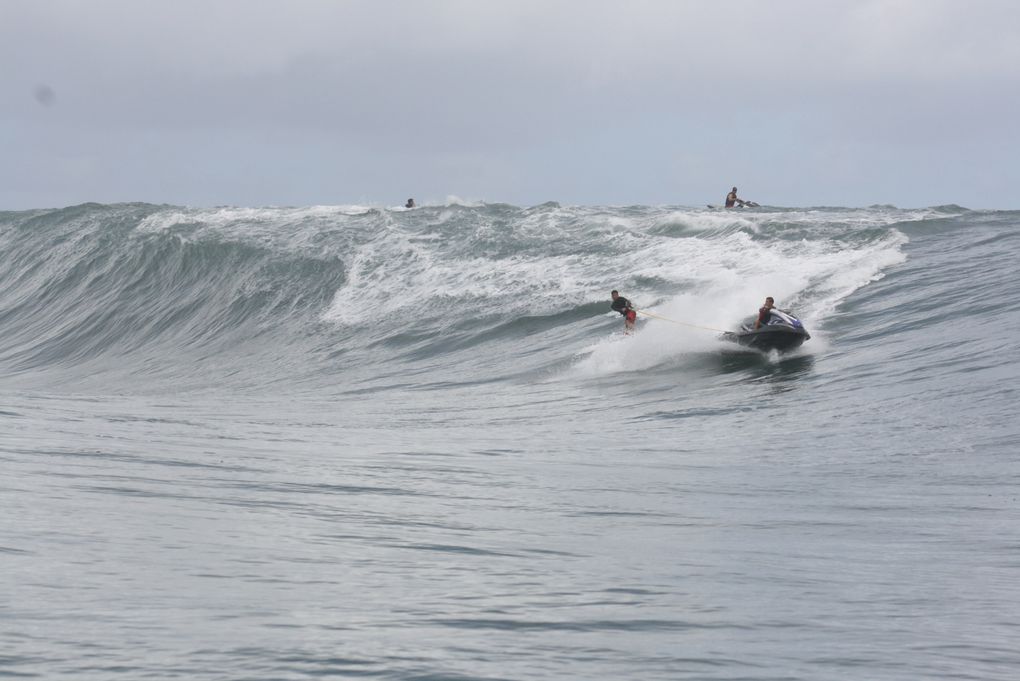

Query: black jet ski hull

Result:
[722,326,810,352]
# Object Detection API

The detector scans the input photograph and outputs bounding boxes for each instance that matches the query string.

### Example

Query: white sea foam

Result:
[325,218,906,358]
[136,204,374,235]
[571,221,908,375]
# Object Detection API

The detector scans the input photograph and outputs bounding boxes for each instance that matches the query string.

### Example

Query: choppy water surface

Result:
[2,202,1019,679]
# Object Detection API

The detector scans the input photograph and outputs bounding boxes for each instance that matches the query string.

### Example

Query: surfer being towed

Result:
[610,290,637,333]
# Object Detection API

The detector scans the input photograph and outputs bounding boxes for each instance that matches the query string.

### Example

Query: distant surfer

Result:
[754,296,775,330]
[405,198,416,208]
[610,290,637,333]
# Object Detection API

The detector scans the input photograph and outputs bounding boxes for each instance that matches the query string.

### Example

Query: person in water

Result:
[405,198,416,208]
[725,187,745,208]
[610,290,637,332]
[754,296,775,330]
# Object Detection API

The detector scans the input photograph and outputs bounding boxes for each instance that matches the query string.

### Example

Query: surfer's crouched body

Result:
[610,290,637,331]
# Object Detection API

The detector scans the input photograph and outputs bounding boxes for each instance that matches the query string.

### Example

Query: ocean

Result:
[2,201,1018,680]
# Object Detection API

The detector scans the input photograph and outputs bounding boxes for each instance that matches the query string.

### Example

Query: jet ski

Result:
[706,202,760,209]
[721,308,810,352]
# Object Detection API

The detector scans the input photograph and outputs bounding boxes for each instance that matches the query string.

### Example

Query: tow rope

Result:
[634,308,729,334]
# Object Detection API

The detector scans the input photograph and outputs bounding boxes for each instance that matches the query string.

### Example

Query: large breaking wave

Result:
[2,201,970,395]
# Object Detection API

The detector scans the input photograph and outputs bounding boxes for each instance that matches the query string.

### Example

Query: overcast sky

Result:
[2,0,1018,209]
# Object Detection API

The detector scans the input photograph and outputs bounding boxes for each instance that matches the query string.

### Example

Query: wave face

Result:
[1,201,1013,396]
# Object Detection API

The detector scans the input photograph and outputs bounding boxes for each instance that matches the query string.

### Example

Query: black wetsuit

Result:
[611,296,632,316]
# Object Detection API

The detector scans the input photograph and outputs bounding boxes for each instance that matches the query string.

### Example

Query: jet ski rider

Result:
[725,187,745,208]
[754,296,775,330]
